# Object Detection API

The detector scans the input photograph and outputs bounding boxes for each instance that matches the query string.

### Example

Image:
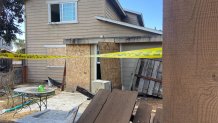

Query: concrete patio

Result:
[0,89,90,122]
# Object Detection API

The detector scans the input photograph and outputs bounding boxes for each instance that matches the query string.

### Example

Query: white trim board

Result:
[44,45,66,48]
[124,9,142,15]
[96,16,162,35]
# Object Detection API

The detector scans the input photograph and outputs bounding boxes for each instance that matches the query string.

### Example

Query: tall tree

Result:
[0,0,24,44]
[14,38,25,53]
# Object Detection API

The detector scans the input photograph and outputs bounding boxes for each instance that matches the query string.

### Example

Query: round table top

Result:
[14,87,55,95]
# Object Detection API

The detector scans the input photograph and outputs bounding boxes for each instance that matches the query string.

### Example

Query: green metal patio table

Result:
[13,87,55,111]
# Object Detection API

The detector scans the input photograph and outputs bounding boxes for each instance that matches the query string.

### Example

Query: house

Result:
[25,0,162,91]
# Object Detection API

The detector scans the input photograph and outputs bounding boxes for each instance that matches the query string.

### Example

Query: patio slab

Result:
[14,91,90,122]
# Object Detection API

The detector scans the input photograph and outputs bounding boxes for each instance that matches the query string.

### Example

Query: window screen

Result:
[51,4,61,22]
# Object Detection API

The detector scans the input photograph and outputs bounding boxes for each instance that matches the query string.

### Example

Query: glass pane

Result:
[62,3,75,21]
[51,4,60,22]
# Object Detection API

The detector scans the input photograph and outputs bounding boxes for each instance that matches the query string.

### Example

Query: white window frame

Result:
[47,0,78,24]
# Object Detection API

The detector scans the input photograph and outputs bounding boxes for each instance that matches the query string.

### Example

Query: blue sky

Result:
[119,0,163,30]
[17,0,163,39]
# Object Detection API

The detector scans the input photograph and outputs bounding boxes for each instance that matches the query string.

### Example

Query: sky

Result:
[119,0,163,30]
[17,23,25,39]
[17,0,163,39]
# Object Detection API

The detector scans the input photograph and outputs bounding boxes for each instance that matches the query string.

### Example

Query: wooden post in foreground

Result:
[164,0,218,123]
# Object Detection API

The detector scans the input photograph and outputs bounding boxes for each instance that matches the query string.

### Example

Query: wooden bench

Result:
[77,89,155,123]
[77,89,137,123]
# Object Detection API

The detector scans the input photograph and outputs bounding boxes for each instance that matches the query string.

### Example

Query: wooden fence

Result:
[132,59,162,98]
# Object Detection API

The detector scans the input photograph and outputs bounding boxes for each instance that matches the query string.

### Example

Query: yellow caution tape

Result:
[0,53,69,60]
[95,47,162,59]
[0,47,162,60]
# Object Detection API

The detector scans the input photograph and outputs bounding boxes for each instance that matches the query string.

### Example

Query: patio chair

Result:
[16,104,81,123]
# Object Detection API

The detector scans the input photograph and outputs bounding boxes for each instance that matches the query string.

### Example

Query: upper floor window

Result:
[48,1,77,24]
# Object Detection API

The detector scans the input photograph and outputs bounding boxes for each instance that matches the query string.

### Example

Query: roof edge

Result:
[96,16,162,35]
[109,0,126,17]
[124,9,144,27]
[124,9,142,15]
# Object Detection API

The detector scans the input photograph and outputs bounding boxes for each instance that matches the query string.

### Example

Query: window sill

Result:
[48,21,78,25]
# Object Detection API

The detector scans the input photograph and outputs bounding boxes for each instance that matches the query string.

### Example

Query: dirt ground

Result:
[0,110,38,123]
[0,95,36,122]
[146,97,163,109]
[145,97,163,123]
[0,86,163,123]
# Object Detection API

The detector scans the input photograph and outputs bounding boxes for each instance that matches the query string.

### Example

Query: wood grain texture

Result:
[77,89,111,123]
[153,108,163,123]
[66,45,91,91]
[94,89,138,123]
[133,100,152,123]
[164,0,218,123]
[47,47,66,67]
[99,42,121,89]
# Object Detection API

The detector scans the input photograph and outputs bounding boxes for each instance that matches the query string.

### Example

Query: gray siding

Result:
[120,42,162,90]
[25,0,158,82]
[122,12,140,26]
[105,0,121,21]
[26,0,104,81]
